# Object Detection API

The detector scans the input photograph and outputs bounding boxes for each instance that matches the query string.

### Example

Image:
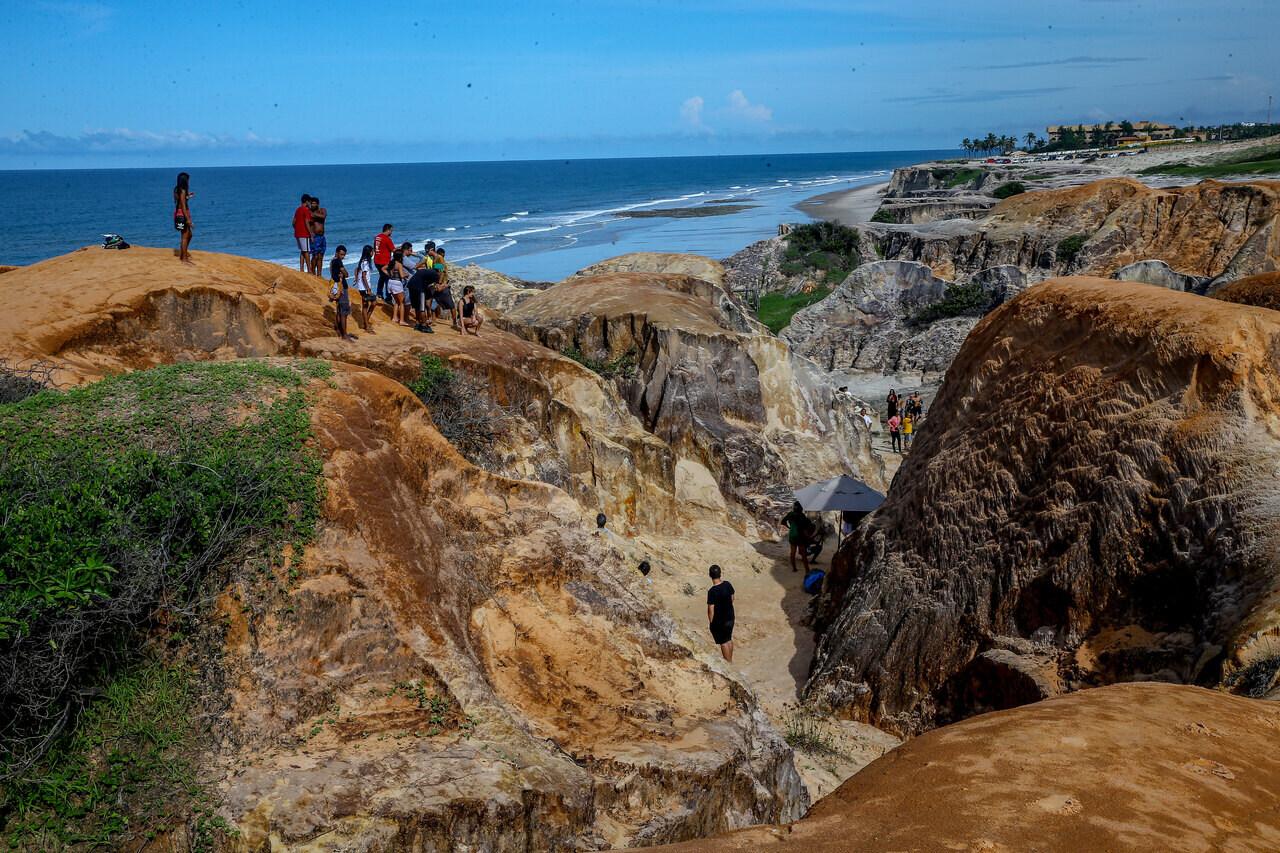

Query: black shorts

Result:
[408,286,427,312]
[433,288,455,311]
[710,620,734,645]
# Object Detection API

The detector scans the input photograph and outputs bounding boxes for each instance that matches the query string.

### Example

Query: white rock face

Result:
[1111,259,1210,293]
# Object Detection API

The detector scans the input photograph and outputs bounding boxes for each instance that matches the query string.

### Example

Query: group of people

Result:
[326,224,484,341]
[168,176,484,343]
[885,389,925,454]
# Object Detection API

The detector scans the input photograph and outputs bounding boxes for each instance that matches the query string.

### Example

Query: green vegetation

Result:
[783,706,843,759]
[992,181,1027,200]
[1057,233,1090,267]
[0,360,327,846]
[869,208,899,224]
[908,280,997,327]
[938,168,983,188]
[560,346,638,380]
[3,660,235,849]
[757,288,832,334]
[1139,145,1280,178]
[1022,172,1053,182]
[778,220,863,285]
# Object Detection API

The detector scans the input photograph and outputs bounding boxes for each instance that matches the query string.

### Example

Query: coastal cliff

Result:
[807,277,1280,734]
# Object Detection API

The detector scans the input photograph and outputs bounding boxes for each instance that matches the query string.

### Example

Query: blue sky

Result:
[2,0,1276,168]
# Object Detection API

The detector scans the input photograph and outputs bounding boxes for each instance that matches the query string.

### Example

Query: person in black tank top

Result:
[460,285,484,335]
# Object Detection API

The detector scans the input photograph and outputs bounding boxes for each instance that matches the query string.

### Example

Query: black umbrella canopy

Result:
[793,474,885,513]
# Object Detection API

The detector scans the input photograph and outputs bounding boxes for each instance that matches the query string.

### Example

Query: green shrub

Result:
[1057,233,1090,267]
[908,280,996,326]
[870,208,898,224]
[560,346,637,380]
[2,659,235,849]
[0,361,326,819]
[992,181,1026,200]
[941,168,983,188]
[757,287,832,334]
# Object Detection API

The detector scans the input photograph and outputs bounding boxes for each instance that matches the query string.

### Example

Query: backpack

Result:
[803,569,825,595]
[102,233,130,250]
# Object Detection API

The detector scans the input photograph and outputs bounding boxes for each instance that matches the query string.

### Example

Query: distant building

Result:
[1046,121,1176,145]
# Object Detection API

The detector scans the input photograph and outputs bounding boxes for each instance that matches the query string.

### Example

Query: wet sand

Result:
[795,181,888,227]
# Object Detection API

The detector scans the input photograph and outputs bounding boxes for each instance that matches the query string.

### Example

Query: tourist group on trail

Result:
[171,174,483,343]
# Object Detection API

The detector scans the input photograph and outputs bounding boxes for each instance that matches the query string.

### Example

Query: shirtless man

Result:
[308,196,328,276]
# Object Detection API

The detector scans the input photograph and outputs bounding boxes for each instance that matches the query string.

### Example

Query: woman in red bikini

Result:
[173,172,193,263]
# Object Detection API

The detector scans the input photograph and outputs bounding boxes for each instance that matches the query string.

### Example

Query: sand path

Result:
[628,522,898,801]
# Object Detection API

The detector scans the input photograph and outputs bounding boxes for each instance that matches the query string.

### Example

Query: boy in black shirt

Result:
[706,564,735,662]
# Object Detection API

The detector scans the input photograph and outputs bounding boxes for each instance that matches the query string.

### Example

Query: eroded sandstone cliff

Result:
[871,177,1280,283]
[0,247,844,848]
[497,269,882,525]
[808,277,1280,733]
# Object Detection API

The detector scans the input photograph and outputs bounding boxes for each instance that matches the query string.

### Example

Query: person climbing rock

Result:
[706,564,735,662]
[782,501,813,573]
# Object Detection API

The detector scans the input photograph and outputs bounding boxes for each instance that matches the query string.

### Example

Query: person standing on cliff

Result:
[902,412,914,452]
[886,389,899,421]
[373,224,395,301]
[173,172,193,263]
[888,413,902,453]
[292,194,313,273]
[707,565,735,662]
[308,196,328,276]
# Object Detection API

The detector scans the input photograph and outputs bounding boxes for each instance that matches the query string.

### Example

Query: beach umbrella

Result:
[793,474,885,513]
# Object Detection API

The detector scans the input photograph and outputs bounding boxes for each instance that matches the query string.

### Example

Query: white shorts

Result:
[296,236,311,253]
[387,279,404,296]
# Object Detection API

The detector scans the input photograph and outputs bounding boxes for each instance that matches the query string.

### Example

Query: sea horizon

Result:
[0,149,955,281]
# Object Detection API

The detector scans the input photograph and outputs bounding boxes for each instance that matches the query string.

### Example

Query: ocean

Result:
[0,150,949,280]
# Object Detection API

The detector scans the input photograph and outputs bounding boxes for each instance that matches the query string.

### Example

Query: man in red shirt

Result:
[373,223,395,301]
[292,194,313,273]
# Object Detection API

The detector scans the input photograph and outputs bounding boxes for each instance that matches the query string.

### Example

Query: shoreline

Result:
[794,180,889,227]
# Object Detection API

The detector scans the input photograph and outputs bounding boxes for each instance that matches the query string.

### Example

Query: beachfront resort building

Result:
[1046,121,1175,145]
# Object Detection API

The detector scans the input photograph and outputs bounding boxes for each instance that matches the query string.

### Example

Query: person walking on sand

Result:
[782,502,813,574]
[888,413,902,453]
[460,285,483,335]
[707,565,735,662]
[902,412,914,451]
[353,245,377,333]
[173,172,193,263]
[308,196,328,276]
[373,224,395,301]
[293,194,313,273]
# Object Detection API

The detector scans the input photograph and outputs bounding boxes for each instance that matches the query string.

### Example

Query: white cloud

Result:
[0,128,284,155]
[680,95,707,130]
[726,90,773,122]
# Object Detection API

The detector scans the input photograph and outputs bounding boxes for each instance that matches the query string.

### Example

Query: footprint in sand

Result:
[1034,793,1083,816]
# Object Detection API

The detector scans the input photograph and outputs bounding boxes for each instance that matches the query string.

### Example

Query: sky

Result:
[2,0,1277,169]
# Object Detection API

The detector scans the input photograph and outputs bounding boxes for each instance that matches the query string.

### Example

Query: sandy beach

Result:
[795,180,888,227]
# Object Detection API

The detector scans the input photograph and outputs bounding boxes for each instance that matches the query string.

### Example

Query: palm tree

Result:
[984,133,998,156]
[962,137,972,157]
[1024,131,1038,150]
